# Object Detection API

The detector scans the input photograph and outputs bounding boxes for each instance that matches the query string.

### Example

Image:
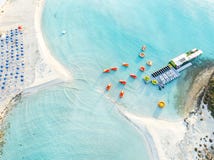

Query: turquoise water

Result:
[2,0,214,159]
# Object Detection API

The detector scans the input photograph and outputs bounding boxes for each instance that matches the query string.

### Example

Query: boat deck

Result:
[176,62,192,72]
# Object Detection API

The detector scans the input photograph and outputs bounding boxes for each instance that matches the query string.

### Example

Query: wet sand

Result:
[176,60,214,116]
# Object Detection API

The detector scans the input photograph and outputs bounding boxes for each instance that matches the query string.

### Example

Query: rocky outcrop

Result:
[203,72,214,118]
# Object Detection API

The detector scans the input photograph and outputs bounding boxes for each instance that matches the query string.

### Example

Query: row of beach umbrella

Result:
[0,26,25,100]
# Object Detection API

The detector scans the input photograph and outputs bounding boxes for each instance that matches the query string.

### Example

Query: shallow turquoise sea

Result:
[2,0,214,159]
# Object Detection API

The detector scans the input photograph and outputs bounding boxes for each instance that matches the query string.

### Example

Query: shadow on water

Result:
[127,76,135,83]
[136,70,144,77]
[119,66,129,73]
[135,55,143,63]
[153,107,163,118]
[117,83,126,90]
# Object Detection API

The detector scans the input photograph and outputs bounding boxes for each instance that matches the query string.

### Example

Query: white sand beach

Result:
[118,102,214,160]
[118,107,186,160]
[0,0,72,117]
[0,0,213,160]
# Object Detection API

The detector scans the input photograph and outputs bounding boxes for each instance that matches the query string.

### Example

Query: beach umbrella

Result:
[18,26,22,30]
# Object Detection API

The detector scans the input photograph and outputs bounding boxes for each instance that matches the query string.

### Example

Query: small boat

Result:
[151,79,158,85]
[119,90,124,98]
[139,66,145,72]
[119,80,127,85]
[111,67,118,71]
[61,30,67,35]
[147,60,153,66]
[141,45,146,51]
[158,101,165,108]
[143,75,150,83]
[139,52,145,58]
[103,69,110,73]
[106,84,112,91]
[122,63,129,67]
[130,74,137,79]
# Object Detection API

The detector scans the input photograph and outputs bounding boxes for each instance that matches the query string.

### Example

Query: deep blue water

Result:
[2,0,214,159]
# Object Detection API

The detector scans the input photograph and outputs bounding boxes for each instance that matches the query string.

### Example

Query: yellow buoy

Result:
[158,101,165,108]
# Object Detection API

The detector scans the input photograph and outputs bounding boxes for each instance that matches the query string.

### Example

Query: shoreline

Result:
[118,66,214,160]
[0,4,74,154]
[0,0,72,116]
[32,0,72,88]
[118,107,185,160]
[0,0,73,152]
[180,66,214,115]
[0,0,213,160]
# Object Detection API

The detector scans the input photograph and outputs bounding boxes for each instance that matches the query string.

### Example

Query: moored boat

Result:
[151,79,158,85]
[119,90,124,98]
[119,80,127,85]
[147,60,153,66]
[139,52,145,58]
[106,84,112,91]
[122,63,129,67]
[103,69,110,73]
[141,45,146,51]
[139,66,145,72]
[130,74,137,79]
[111,67,118,71]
